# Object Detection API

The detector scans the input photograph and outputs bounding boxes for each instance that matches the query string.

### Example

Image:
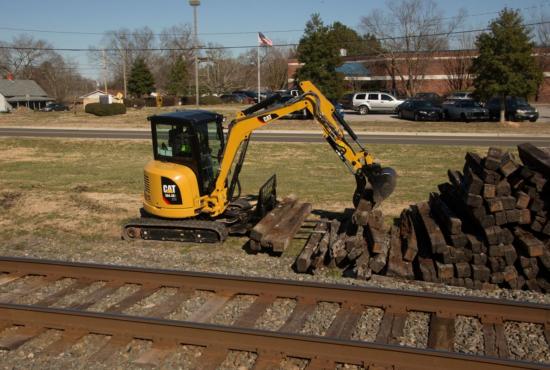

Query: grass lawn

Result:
[1,105,549,135]
[0,138,498,249]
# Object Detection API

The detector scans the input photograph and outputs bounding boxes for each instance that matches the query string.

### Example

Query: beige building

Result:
[79,90,123,107]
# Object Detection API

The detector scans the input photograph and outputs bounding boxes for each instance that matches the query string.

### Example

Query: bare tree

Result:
[530,10,550,101]
[442,33,475,92]
[0,35,54,79]
[262,46,295,90]
[34,55,95,102]
[155,24,194,92]
[361,0,466,96]
[89,27,156,94]
[201,44,243,94]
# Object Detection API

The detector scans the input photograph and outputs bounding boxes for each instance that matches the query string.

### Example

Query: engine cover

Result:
[142,160,201,218]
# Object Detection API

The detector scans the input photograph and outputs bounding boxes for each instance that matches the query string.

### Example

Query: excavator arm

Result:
[202,80,396,217]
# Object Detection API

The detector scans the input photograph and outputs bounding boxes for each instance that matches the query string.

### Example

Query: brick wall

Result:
[288,48,550,102]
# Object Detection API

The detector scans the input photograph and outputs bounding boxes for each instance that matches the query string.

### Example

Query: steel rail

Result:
[0,303,545,370]
[0,256,548,325]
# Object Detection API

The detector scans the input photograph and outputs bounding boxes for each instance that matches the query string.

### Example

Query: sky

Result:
[1,0,549,80]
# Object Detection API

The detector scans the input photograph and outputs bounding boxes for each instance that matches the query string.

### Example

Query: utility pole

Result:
[102,49,108,93]
[257,45,261,103]
[122,48,127,98]
[189,0,200,106]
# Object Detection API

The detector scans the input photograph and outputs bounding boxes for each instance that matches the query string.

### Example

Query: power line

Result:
[0,2,548,38]
[1,21,549,53]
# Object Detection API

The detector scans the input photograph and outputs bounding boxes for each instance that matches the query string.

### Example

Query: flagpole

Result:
[257,43,261,103]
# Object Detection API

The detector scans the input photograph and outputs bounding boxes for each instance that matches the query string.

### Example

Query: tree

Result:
[0,35,54,79]
[295,14,344,100]
[166,58,188,96]
[127,58,155,97]
[442,33,475,92]
[89,27,155,95]
[329,22,381,57]
[471,9,542,121]
[361,0,465,96]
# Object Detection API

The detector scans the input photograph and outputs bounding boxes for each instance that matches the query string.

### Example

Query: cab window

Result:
[368,93,379,100]
[381,94,393,101]
[155,123,193,158]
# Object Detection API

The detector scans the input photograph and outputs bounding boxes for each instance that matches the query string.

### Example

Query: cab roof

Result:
[148,110,223,125]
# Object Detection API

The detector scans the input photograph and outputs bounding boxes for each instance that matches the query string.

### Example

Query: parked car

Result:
[397,99,442,121]
[220,93,254,104]
[446,91,474,100]
[40,103,69,112]
[413,92,444,107]
[269,95,309,119]
[232,90,259,103]
[442,99,489,122]
[340,92,404,115]
[485,96,539,122]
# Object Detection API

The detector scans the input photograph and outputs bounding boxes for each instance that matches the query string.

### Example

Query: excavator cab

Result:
[143,111,225,219]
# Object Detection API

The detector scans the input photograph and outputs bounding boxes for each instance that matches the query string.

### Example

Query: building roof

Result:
[79,90,110,99]
[335,62,370,77]
[0,79,49,99]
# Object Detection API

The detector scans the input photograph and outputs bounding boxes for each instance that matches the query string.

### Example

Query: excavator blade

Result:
[353,165,397,212]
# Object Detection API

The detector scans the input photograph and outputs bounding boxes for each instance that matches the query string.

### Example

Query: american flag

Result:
[258,32,273,47]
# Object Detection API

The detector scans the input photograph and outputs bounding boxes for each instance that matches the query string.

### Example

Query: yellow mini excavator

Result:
[123,81,396,243]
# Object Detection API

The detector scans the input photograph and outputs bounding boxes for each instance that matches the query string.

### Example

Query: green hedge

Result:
[180,96,223,105]
[85,103,127,116]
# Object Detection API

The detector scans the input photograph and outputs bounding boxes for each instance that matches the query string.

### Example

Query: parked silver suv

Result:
[341,92,404,115]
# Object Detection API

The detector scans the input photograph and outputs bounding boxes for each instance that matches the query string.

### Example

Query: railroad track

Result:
[0,256,548,369]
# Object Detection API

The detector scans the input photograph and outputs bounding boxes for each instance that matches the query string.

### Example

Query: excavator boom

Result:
[203,80,396,217]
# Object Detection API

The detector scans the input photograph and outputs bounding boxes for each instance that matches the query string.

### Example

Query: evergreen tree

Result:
[329,22,381,56]
[295,14,344,100]
[127,58,155,97]
[166,58,188,96]
[471,9,542,121]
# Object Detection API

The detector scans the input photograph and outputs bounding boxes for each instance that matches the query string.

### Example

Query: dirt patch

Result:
[0,192,22,210]
[0,147,44,162]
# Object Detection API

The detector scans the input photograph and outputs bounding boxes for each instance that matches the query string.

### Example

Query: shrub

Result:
[200,95,222,105]
[124,98,145,108]
[85,103,126,116]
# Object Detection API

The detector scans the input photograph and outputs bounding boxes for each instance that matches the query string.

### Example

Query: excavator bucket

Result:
[353,165,397,212]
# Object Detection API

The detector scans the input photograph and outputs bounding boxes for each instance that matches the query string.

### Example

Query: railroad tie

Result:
[324,303,363,340]
[233,294,275,328]
[427,313,456,352]
[35,279,93,306]
[145,287,193,318]
[104,285,160,313]
[279,297,317,333]
[252,351,283,370]
[0,272,25,286]
[306,356,336,369]
[187,292,233,323]
[88,335,133,363]
[197,345,228,370]
[0,275,56,303]
[69,281,124,310]
[41,329,87,357]
[375,309,407,345]
[482,321,510,358]
[0,325,45,350]
[133,341,177,367]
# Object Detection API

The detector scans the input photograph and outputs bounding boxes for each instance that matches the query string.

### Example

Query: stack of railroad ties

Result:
[249,143,550,292]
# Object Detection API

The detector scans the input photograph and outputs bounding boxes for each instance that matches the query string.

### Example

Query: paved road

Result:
[1,127,549,146]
